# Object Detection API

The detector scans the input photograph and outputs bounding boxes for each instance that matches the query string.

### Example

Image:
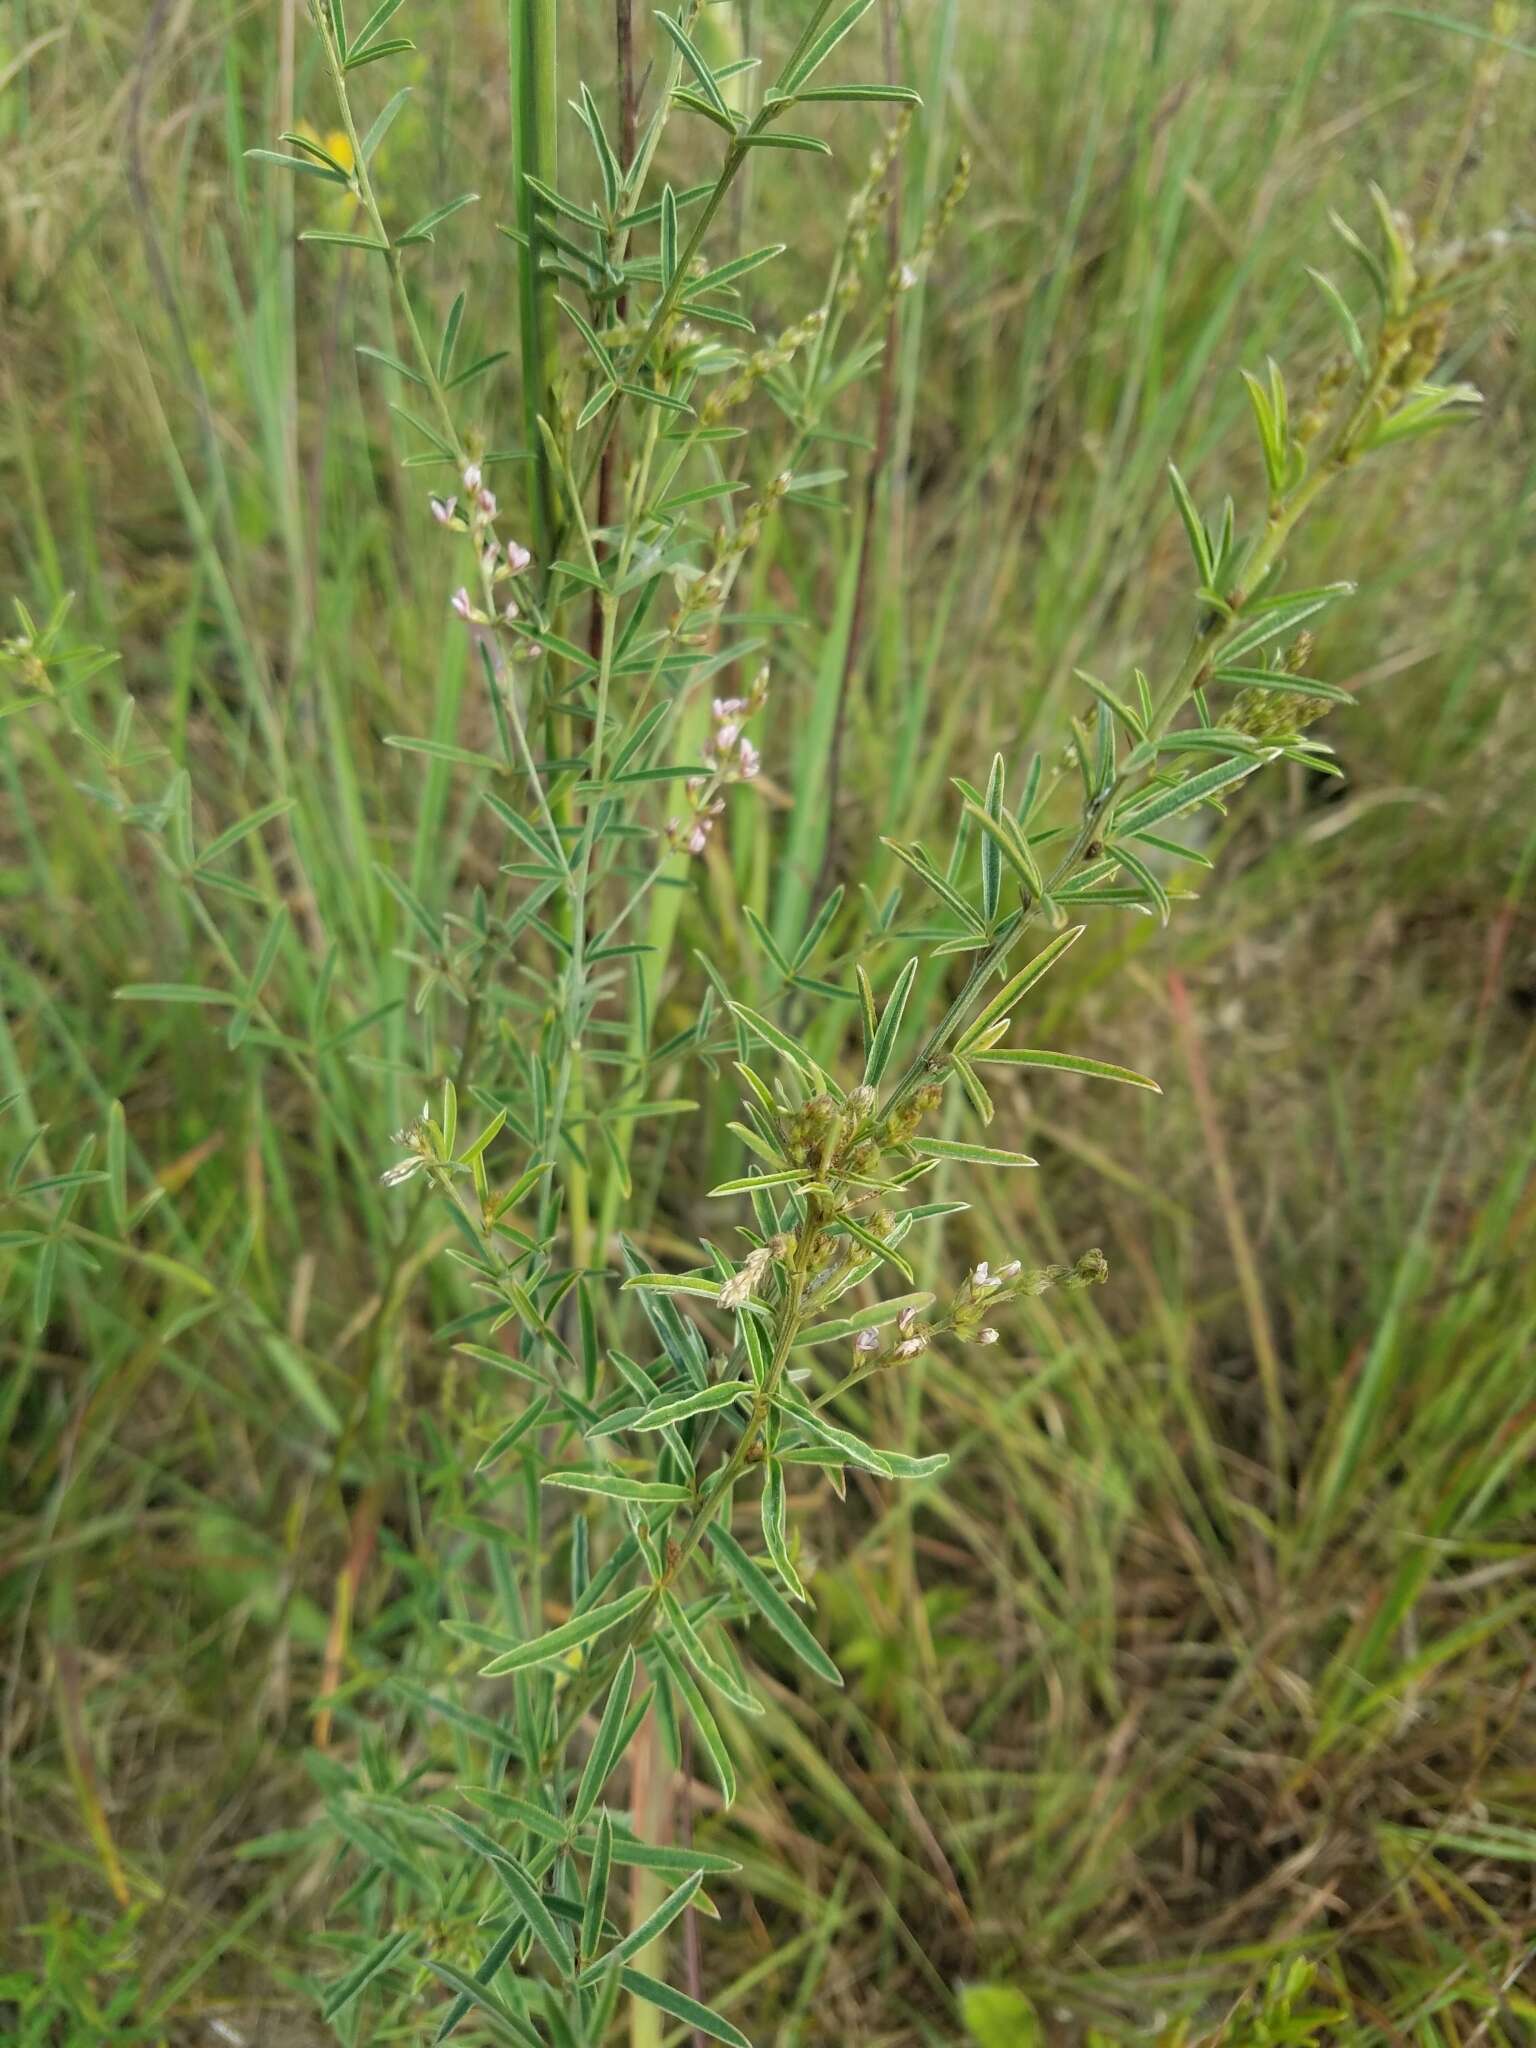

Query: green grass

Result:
[3,1,1535,2043]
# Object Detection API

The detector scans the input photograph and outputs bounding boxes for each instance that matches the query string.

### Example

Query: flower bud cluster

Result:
[886,149,971,304]
[1226,635,1332,744]
[878,1081,945,1150]
[700,309,827,426]
[780,1081,890,1183]
[837,114,913,311]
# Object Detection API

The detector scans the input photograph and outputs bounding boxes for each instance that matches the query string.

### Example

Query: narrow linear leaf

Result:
[975,1048,1161,1090]
[707,1525,842,1688]
[618,1968,751,2048]
[576,1872,702,1987]
[476,1586,651,1676]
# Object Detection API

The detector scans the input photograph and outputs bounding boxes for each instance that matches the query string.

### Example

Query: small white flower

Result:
[971,1262,1002,1292]
[380,1156,423,1187]
[737,738,761,780]
[686,820,710,855]
[976,1327,1000,1345]
[463,462,482,493]
[505,538,532,573]
[995,1260,1022,1280]
[450,587,473,621]
[718,1269,754,1310]
[894,1336,926,1360]
[714,720,740,751]
[854,1326,881,1354]
[899,261,919,291]
[503,598,520,624]
[718,1243,774,1311]
[430,494,456,526]
[476,486,497,518]
[714,696,748,719]
[898,1304,919,1333]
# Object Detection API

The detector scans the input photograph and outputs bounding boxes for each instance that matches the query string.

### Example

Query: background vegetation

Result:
[3,0,1533,2042]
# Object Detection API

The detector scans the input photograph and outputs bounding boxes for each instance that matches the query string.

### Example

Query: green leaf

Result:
[384,734,503,771]
[474,1398,552,1472]
[1221,586,1353,663]
[356,340,424,385]
[862,957,918,1088]
[975,1049,1160,1090]
[475,1586,652,1675]
[1211,665,1352,704]
[792,82,921,103]
[959,798,1043,900]
[662,1593,763,1715]
[298,229,390,251]
[779,0,876,93]
[244,148,350,187]
[655,12,734,123]
[1166,463,1214,583]
[375,862,443,947]
[360,84,412,163]
[1115,755,1262,833]
[618,1968,751,2048]
[350,0,406,59]
[543,1472,693,1504]
[630,1381,748,1431]
[580,1811,613,1960]
[574,1652,639,1824]
[661,183,678,285]
[422,1959,541,2047]
[196,795,297,870]
[576,1872,702,1987]
[726,1002,826,1084]
[573,1830,740,1877]
[278,128,352,175]
[740,131,832,153]
[909,1137,1037,1169]
[556,296,617,381]
[322,1931,415,2021]
[488,1852,569,1973]
[343,35,414,68]
[115,982,237,1007]
[651,1639,736,1802]
[707,1525,843,1688]
[760,1459,806,1601]
[954,926,1084,1054]
[399,192,479,245]
[696,244,786,292]
[672,86,739,135]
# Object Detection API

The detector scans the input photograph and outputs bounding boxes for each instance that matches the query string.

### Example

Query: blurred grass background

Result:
[3,0,1535,2042]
